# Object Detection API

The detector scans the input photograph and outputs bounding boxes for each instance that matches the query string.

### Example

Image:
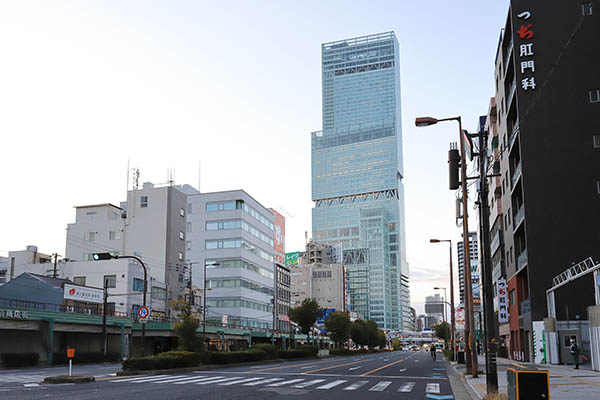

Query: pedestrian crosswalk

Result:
[110,373,453,396]
[0,374,46,384]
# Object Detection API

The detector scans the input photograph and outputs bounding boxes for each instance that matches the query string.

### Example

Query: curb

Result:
[447,361,482,400]
[43,375,95,384]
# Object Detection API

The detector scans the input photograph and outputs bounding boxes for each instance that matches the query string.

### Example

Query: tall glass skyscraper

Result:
[311,32,409,330]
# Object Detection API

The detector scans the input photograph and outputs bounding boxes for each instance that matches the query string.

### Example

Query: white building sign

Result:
[63,283,103,304]
[0,309,29,319]
[497,278,509,323]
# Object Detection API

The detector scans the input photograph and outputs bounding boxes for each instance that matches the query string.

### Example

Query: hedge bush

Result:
[277,349,314,359]
[52,352,121,365]
[295,345,318,355]
[251,344,278,359]
[122,351,203,371]
[202,349,268,365]
[1,353,40,367]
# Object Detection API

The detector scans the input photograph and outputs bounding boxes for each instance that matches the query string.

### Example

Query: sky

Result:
[0,0,510,315]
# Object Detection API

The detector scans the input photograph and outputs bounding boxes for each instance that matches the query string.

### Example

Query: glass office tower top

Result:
[311,32,409,330]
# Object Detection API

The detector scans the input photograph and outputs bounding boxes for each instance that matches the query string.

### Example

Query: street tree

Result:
[349,319,369,348]
[289,298,321,341]
[324,311,351,347]
[170,298,203,352]
[435,321,451,344]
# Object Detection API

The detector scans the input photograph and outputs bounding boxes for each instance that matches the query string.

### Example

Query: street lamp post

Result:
[431,238,456,362]
[417,116,478,377]
[433,287,447,322]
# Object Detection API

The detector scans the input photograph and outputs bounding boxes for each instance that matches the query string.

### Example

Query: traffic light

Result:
[92,253,114,261]
[448,147,460,190]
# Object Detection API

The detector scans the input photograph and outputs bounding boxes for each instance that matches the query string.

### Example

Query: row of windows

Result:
[206,219,273,246]
[312,271,333,278]
[83,230,121,242]
[205,298,272,312]
[205,200,274,231]
[205,239,273,262]
[206,258,274,280]
[206,278,273,296]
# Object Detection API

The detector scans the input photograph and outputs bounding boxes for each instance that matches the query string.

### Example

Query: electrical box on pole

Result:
[449,147,460,190]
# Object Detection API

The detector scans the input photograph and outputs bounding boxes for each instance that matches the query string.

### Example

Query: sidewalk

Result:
[455,355,600,400]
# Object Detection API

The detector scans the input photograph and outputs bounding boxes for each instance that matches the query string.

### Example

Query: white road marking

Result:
[348,366,362,370]
[293,379,325,388]
[342,380,369,390]
[173,376,225,384]
[23,383,39,387]
[196,377,242,385]
[151,376,206,384]
[369,381,392,391]
[426,383,440,393]
[398,382,415,392]
[218,377,263,386]
[133,375,187,383]
[316,380,347,389]
[399,367,407,372]
[243,377,283,386]
[300,365,318,369]
[266,378,305,387]
[112,375,168,383]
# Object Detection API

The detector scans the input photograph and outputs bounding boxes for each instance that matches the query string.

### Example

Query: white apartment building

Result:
[0,246,54,285]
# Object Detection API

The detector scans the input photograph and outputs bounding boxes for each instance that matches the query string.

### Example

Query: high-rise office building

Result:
[457,232,480,305]
[311,32,409,329]
[486,0,599,362]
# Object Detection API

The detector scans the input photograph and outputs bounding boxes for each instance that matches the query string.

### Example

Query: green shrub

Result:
[443,349,454,360]
[277,349,314,359]
[122,351,202,371]
[52,352,121,365]
[251,344,278,359]
[295,345,318,355]
[1,353,40,367]
[202,349,267,365]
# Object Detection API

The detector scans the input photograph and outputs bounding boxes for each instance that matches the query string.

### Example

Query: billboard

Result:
[271,209,286,264]
[455,306,465,331]
[63,283,103,304]
[317,308,336,325]
[285,252,300,265]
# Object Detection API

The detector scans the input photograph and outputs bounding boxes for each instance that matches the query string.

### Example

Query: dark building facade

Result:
[488,1,600,361]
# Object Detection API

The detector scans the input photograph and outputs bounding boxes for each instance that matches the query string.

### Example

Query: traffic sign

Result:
[137,306,150,323]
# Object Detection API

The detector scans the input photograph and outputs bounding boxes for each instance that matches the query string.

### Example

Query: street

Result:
[0,351,456,400]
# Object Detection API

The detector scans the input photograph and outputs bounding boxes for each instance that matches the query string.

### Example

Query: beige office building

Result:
[290,263,346,311]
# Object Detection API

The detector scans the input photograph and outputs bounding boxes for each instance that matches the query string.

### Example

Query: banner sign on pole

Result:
[497,278,509,323]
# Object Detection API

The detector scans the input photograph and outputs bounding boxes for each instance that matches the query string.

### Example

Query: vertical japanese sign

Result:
[497,278,509,323]
[271,209,286,264]
[515,10,536,91]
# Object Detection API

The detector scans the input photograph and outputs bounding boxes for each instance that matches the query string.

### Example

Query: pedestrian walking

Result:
[569,338,580,369]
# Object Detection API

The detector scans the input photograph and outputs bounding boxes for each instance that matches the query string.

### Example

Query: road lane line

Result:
[218,377,263,385]
[369,381,392,391]
[300,365,318,369]
[301,359,368,374]
[293,379,325,388]
[360,359,405,376]
[112,375,168,382]
[426,383,440,393]
[243,377,284,386]
[342,380,369,390]
[266,379,305,387]
[348,366,362,370]
[196,377,242,385]
[245,360,325,373]
[173,376,225,384]
[398,382,415,392]
[316,380,347,389]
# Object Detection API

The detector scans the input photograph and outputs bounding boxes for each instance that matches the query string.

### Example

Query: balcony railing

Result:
[508,120,520,150]
[511,161,522,188]
[490,230,503,255]
[513,205,525,228]
[506,79,517,110]
[504,37,513,71]
[517,250,528,269]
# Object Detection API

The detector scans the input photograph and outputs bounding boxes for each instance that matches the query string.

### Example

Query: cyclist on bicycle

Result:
[430,346,437,361]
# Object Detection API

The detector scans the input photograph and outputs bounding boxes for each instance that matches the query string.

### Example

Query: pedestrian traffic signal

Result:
[448,148,460,190]
[92,253,113,261]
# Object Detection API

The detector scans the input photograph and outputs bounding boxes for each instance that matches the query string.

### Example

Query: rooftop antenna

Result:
[198,160,201,193]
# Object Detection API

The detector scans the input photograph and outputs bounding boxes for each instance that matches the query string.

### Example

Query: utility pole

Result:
[477,128,499,392]
[187,262,193,313]
[52,253,60,278]
[102,283,108,358]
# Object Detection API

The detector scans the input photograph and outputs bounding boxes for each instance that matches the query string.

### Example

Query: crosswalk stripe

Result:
[133,375,186,383]
[342,380,369,390]
[196,377,242,385]
[316,380,347,389]
[173,376,224,384]
[293,379,325,388]
[426,383,440,393]
[398,382,416,392]
[243,377,284,386]
[218,377,263,386]
[112,375,168,383]
[266,379,305,387]
[369,381,392,391]
[150,376,206,384]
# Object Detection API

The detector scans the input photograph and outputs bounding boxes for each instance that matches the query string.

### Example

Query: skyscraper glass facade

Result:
[311,32,409,329]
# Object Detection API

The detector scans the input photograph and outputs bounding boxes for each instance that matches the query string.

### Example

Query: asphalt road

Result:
[1,351,456,400]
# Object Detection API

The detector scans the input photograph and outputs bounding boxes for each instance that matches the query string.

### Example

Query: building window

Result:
[109,230,121,240]
[133,278,144,292]
[103,275,116,288]
[178,252,184,261]
[179,231,184,240]
[73,276,86,286]
[187,203,193,214]
[140,196,148,208]
[186,222,192,233]
[84,232,95,242]
[180,208,185,217]
[152,286,167,300]
[186,241,192,251]
[590,89,600,103]
[582,2,593,15]
[509,289,516,306]
[593,135,600,148]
